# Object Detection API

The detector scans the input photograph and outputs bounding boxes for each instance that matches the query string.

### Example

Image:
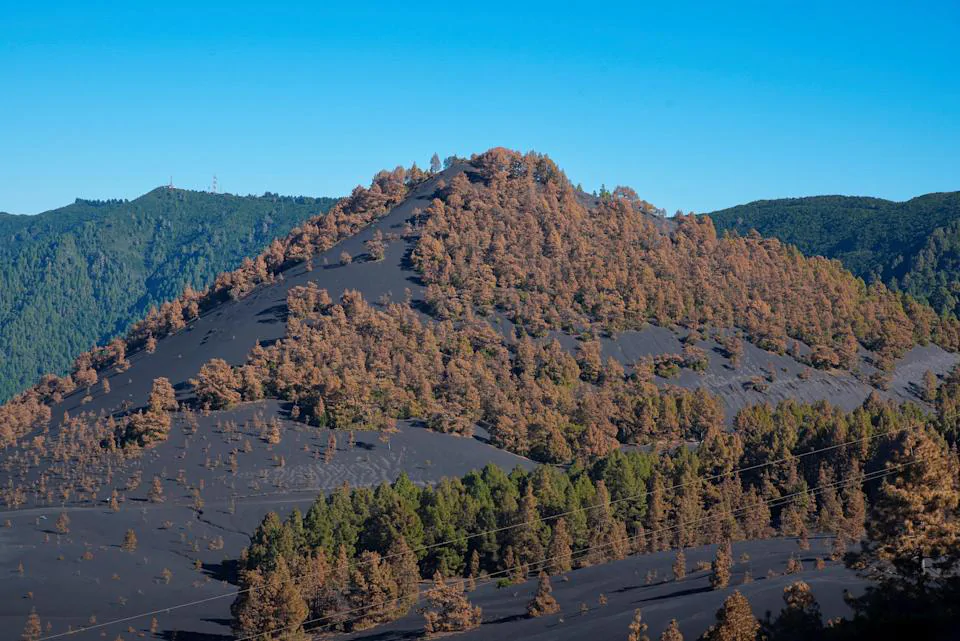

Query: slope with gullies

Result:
[0,187,337,401]
[1,149,958,641]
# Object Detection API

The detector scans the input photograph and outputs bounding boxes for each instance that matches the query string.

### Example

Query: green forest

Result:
[709,192,960,318]
[0,188,336,400]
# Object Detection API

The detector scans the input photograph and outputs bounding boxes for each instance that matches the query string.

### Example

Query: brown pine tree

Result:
[423,571,482,634]
[547,517,573,575]
[386,535,421,614]
[923,369,939,403]
[762,581,822,641]
[122,529,138,553]
[527,571,560,617]
[232,558,308,641]
[325,432,337,464]
[841,478,866,540]
[660,619,684,641]
[861,425,960,585]
[672,549,687,581]
[191,359,241,409]
[467,549,480,590]
[785,554,803,575]
[628,608,650,641]
[710,540,732,590]
[55,512,70,534]
[21,609,41,641]
[148,476,164,503]
[148,377,178,413]
[700,590,760,641]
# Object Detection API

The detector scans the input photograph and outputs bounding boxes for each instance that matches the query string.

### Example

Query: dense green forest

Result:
[0,188,336,400]
[709,192,960,317]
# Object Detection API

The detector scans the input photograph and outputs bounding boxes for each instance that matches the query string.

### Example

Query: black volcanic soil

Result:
[1,162,951,640]
[338,537,862,641]
[0,401,534,639]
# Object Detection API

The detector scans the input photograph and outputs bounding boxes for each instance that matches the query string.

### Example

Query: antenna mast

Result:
[211,174,218,194]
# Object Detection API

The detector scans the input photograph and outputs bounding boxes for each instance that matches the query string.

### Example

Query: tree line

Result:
[412,149,960,380]
[230,391,960,638]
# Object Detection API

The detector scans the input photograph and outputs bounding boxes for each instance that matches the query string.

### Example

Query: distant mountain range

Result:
[709,191,960,317]
[0,187,336,400]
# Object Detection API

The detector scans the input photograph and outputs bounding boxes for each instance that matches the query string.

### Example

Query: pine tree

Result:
[55,512,70,534]
[923,369,939,402]
[815,468,843,536]
[762,581,822,641]
[423,571,482,634]
[628,608,650,641]
[785,554,803,574]
[646,471,668,552]
[386,535,421,614]
[861,425,960,586]
[527,571,560,617]
[672,549,687,580]
[514,482,545,566]
[546,517,573,575]
[430,153,442,173]
[660,619,684,641]
[122,529,138,553]
[232,558,308,641]
[467,549,480,590]
[21,609,41,641]
[710,540,732,589]
[348,550,400,628]
[830,529,847,561]
[148,476,164,503]
[700,590,760,641]
[192,358,241,409]
[503,545,525,584]
[841,477,866,540]
[148,377,178,413]
[325,432,336,464]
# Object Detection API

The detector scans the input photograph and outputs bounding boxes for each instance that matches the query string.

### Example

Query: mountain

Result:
[708,192,960,317]
[1,150,958,641]
[0,188,336,400]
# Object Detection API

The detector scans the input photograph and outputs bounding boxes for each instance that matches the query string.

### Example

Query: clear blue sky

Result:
[1,1,958,215]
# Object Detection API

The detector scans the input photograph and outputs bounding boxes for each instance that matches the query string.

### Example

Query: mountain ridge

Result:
[709,190,960,317]
[0,185,337,400]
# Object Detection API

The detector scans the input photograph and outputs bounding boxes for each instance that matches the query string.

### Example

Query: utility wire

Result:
[38,425,910,641]
[234,460,916,641]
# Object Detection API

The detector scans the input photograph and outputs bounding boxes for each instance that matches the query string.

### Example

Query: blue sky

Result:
[1,2,958,215]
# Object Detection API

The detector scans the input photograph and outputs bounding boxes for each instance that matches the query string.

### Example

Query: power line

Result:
[236,460,916,641]
[37,425,910,640]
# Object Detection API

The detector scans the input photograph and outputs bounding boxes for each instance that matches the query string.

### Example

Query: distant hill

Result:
[0,187,336,399]
[709,191,960,316]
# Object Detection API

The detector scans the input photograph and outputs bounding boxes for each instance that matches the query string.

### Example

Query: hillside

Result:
[1,150,958,641]
[709,192,960,317]
[0,189,336,400]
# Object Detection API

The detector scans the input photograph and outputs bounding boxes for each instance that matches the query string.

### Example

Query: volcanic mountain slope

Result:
[9,157,957,439]
[0,188,337,400]
[1,149,959,641]
[709,192,960,318]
